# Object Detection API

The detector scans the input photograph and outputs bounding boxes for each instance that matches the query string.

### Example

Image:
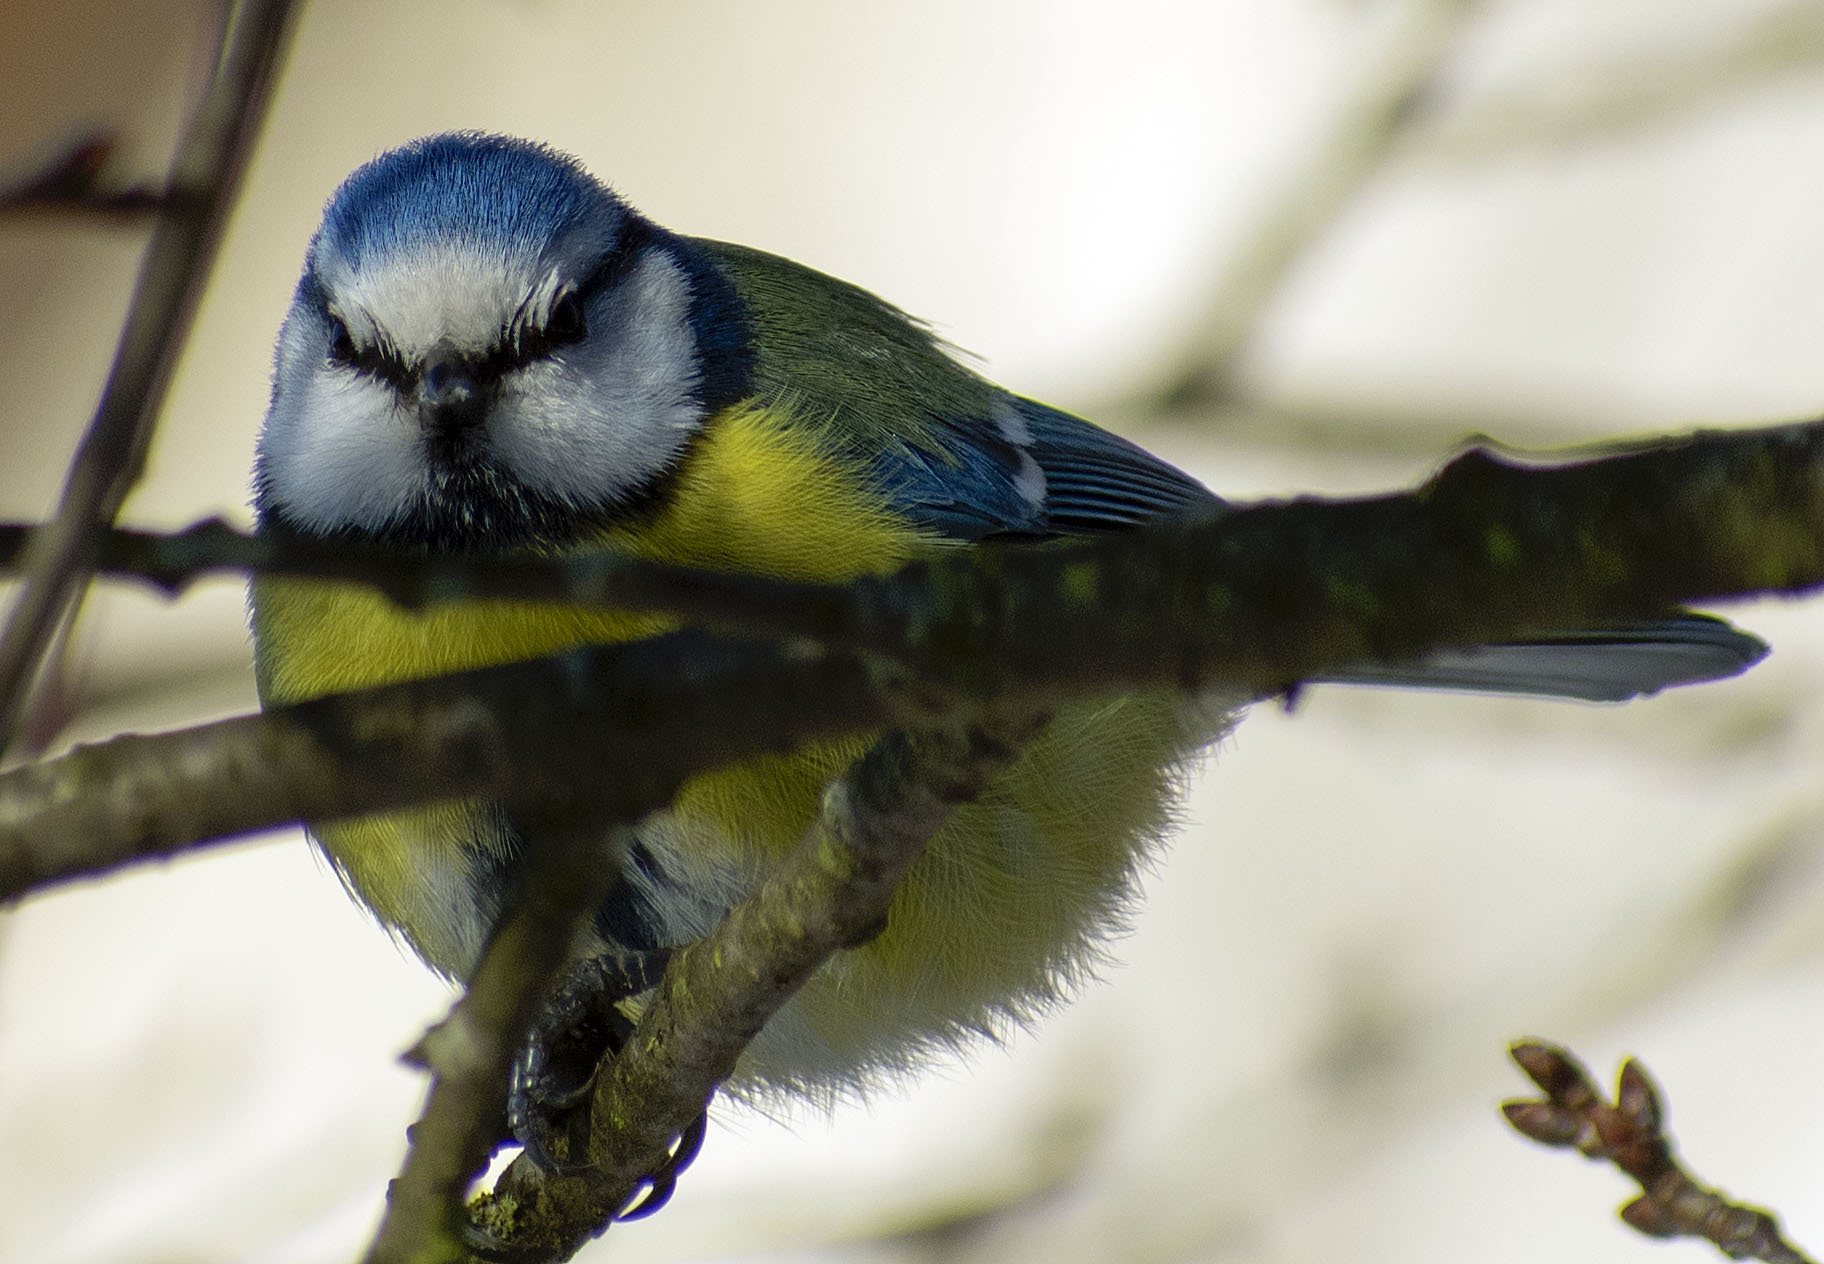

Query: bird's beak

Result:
[416,346,486,440]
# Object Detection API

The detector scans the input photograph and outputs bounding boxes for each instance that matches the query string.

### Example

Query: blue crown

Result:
[316,133,613,268]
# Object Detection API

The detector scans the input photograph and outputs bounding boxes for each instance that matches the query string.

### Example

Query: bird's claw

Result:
[505,950,675,1176]
[462,1110,710,1261]
[469,949,707,1253]
[613,1110,709,1220]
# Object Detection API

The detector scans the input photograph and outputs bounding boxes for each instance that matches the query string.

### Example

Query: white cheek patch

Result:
[489,250,706,506]
[261,375,425,534]
[259,309,427,534]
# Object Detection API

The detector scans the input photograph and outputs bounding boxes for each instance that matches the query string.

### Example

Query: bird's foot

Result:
[506,950,671,1174]
[464,948,711,1260]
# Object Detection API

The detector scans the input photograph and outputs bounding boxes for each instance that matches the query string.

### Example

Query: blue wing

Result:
[863,400,1765,701]
[870,395,1220,541]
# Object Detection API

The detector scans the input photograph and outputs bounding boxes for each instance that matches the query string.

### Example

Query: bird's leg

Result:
[505,947,709,1201]
[466,948,704,1260]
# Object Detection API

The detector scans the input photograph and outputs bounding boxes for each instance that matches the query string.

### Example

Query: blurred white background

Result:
[5,1,1824,1261]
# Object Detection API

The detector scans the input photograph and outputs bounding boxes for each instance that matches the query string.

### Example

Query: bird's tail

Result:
[1315,612,1768,703]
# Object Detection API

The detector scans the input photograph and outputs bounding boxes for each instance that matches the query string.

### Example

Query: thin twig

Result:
[1504,1040,1816,1264]
[0,517,857,638]
[1407,0,1824,167]
[0,0,297,752]
[370,812,639,1264]
[0,133,168,221]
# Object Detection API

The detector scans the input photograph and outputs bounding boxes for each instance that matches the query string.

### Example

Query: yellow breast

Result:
[251,402,937,971]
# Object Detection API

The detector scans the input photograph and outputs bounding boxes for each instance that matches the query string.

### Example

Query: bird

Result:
[249,132,1766,1207]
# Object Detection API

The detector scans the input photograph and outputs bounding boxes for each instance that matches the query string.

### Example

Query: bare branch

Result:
[1407,1,1824,167]
[1504,1040,1816,1264]
[7,418,1824,903]
[0,0,298,751]
[0,133,168,221]
[9,416,1824,675]
[468,716,1044,1260]
[0,631,919,905]
[372,809,639,1264]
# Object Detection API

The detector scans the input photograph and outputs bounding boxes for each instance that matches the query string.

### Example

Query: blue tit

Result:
[250,134,1765,1144]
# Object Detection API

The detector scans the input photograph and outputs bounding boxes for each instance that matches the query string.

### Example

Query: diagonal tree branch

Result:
[1165,0,1484,405]
[465,715,1045,1262]
[371,806,641,1264]
[0,0,297,752]
[0,630,923,905]
[1406,0,1824,168]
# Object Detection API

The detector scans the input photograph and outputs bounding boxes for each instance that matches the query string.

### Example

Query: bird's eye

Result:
[545,292,587,347]
[327,316,359,367]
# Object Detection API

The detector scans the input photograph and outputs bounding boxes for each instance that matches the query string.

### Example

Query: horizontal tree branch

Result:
[8,419,1824,676]
[5,419,1824,905]
[0,630,923,903]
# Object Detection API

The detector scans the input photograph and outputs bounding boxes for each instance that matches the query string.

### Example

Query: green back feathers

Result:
[698,240,1000,462]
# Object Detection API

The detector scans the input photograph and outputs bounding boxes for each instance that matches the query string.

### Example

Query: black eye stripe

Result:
[325,311,411,387]
[304,272,407,386]
[499,216,655,369]
[304,214,660,392]
[327,317,358,364]
[545,291,585,344]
